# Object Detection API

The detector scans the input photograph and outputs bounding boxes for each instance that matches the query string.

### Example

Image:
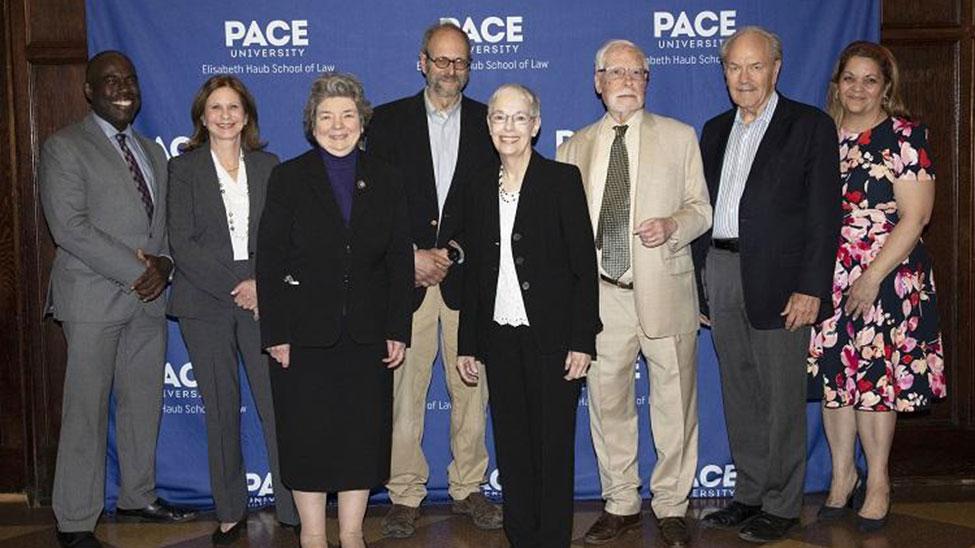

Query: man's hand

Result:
[131,249,172,301]
[699,314,711,327]
[563,351,591,381]
[231,279,258,311]
[780,292,821,331]
[415,248,451,287]
[634,217,678,248]
[456,355,481,385]
[267,344,290,368]
[383,340,407,369]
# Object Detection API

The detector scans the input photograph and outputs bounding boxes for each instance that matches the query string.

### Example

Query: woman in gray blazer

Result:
[167,75,297,544]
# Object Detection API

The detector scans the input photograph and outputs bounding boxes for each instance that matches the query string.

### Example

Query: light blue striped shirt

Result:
[712,92,779,238]
[92,113,156,201]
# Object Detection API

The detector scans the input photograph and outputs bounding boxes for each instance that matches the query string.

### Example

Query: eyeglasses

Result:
[425,52,471,70]
[597,66,649,82]
[488,112,535,127]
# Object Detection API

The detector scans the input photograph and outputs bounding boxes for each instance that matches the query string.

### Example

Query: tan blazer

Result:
[557,110,711,337]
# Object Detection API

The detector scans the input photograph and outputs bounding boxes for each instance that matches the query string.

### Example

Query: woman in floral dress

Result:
[809,41,946,532]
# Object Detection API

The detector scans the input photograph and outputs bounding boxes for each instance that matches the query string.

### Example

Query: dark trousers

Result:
[485,324,581,548]
[177,263,297,524]
[704,248,810,518]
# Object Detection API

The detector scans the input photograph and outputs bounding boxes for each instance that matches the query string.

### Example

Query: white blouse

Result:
[211,149,249,261]
[493,179,530,327]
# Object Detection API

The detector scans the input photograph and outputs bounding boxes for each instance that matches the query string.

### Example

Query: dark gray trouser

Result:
[54,307,166,532]
[178,263,298,524]
[705,248,810,519]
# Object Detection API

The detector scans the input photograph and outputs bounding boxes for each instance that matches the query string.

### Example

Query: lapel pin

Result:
[357,179,366,190]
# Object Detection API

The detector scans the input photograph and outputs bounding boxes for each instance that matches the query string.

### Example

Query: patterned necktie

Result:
[115,133,154,219]
[596,124,631,279]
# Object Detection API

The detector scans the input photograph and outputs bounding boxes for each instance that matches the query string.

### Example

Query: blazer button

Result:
[515,256,524,266]
[430,219,438,227]
[521,281,530,291]
[346,245,351,254]
[512,232,522,241]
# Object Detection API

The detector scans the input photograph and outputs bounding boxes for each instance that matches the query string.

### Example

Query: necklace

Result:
[498,166,520,204]
[216,153,248,235]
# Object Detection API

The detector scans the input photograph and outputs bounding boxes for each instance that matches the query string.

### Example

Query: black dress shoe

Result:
[700,501,761,529]
[818,467,866,521]
[116,498,197,522]
[658,516,690,546]
[583,511,641,544]
[212,520,247,545]
[737,512,799,543]
[56,530,102,548]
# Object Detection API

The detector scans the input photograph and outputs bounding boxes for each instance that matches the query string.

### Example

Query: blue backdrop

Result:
[87,0,879,511]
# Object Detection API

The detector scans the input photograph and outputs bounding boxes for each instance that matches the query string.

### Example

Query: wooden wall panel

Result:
[25,0,84,45]
[882,0,961,27]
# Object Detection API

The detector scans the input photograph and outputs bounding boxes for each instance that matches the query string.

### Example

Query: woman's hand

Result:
[563,351,591,381]
[384,340,406,369]
[231,279,258,311]
[844,271,881,320]
[267,343,291,368]
[456,355,481,385]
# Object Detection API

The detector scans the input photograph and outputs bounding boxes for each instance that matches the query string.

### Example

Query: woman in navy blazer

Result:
[167,75,298,544]
[256,73,413,548]
[457,84,600,548]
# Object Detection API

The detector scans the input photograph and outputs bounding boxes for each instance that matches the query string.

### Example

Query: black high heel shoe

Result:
[857,488,892,533]
[818,467,866,520]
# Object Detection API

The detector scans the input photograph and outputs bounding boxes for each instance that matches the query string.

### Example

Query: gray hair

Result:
[302,72,373,143]
[421,21,472,59]
[719,26,783,63]
[594,39,649,71]
[487,83,541,118]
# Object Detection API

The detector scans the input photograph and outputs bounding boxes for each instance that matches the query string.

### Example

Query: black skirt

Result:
[269,335,391,492]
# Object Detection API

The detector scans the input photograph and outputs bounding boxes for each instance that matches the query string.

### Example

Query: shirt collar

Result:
[92,112,135,142]
[424,89,462,119]
[734,91,779,126]
[599,109,644,136]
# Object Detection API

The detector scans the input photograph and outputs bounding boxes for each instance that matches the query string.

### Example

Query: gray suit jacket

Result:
[166,145,278,318]
[40,113,170,323]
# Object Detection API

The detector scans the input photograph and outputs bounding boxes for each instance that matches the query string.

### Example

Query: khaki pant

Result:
[386,286,490,506]
[588,282,699,518]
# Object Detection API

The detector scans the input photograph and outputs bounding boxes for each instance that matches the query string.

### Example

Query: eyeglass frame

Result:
[424,51,472,71]
[597,66,650,82]
[487,111,537,128]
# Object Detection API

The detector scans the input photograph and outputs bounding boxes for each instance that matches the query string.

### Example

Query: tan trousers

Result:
[588,282,699,517]
[386,285,490,506]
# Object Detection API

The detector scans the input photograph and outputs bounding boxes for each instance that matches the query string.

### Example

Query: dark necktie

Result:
[596,125,630,279]
[115,133,154,219]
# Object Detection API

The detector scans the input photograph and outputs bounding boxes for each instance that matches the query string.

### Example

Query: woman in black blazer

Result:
[456,84,600,548]
[167,75,298,544]
[256,73,412,548]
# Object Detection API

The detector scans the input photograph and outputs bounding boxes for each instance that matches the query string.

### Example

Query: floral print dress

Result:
[809,116,946,412]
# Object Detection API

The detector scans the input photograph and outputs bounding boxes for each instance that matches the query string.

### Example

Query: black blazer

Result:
[167,146,277,318]
[366,91,496,311]
[692,94,841,329]
[458,152,600,360]
[256,149,413,349]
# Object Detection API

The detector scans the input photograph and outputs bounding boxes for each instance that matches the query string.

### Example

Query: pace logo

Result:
[437,16,550,73]
[162,361,204,414]
[202,18,335,77]
[648,9,736,67]
[692,464,737,498]
[247,472,277,507]
[483,468,503,497]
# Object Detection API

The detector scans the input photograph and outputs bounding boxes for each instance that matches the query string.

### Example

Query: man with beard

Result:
[366,22,500,537]
[39,50,194,548]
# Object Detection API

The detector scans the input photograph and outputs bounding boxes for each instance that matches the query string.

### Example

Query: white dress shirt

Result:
[493,182,530,326]
[211,149,250,261]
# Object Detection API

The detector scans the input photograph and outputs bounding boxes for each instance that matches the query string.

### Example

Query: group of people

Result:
[40,19,944,548]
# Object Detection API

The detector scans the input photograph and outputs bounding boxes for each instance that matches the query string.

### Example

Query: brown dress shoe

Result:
[451,492,503,530]
[658,517,690,547]
[584,511,641,545]
[381,504,419,538]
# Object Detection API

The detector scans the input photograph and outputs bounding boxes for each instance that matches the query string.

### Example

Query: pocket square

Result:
[283,274,300,286]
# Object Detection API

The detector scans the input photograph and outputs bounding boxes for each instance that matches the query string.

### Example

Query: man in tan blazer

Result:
[557,39,711,547]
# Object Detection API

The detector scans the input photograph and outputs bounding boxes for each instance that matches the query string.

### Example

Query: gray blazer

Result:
[166,145,278,318]
[39,113,170,323]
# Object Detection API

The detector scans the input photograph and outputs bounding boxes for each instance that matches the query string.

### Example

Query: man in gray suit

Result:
[39,50,193,548]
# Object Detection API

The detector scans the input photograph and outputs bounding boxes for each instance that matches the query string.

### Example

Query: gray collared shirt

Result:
[712,92,779,238]
[424,90,462,220]
[92,113,156,201]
